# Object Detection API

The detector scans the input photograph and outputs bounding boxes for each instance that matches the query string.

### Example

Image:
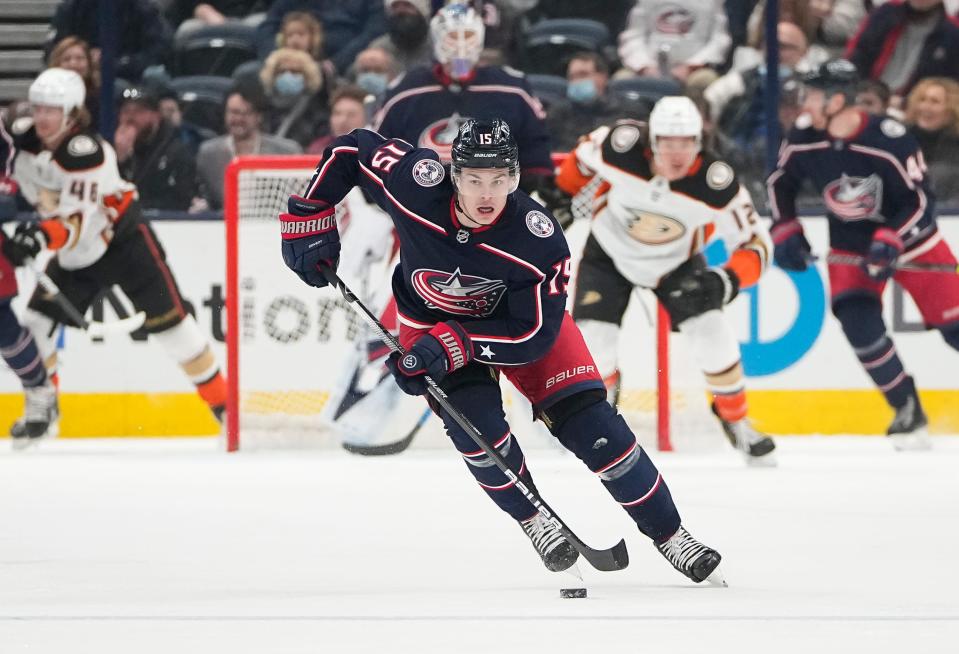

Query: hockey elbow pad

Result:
[280,195,340,288]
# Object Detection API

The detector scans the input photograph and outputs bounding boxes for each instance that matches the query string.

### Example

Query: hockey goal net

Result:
[224,155,720,452]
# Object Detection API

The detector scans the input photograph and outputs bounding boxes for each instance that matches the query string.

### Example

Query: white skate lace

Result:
[658,527,709,572]
[521,513,565,556]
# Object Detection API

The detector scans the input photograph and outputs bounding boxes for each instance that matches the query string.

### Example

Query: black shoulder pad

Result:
[601,120,652,179]
[671,155,740,208]
[54,131,104,171]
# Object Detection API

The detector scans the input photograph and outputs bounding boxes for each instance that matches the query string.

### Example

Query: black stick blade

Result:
[578,538,629,572]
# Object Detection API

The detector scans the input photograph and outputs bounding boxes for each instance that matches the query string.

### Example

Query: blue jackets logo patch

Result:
[411,268,506,317]
[823,174,883,221]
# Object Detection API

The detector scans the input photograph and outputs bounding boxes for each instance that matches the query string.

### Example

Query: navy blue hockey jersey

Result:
[767,113,937,253]
[372,65,554,177]
[301,128,570,366]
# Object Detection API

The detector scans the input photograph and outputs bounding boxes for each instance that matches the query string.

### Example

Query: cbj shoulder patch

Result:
[880,118,907,139]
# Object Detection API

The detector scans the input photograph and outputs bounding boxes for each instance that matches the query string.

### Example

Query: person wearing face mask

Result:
[846,0,959,105]
[546,52,639,152]
[369,0,434,75]
[904,76,959,202]
[259,47,332,149]
[350,47,399,103]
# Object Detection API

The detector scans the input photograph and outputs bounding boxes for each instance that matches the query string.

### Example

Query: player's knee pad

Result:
[544,392,635,471]
[940,322,959,351]
[832,294,885,348]
[576,319,619,379]
[677,309,741,380]
[151,315,219,384]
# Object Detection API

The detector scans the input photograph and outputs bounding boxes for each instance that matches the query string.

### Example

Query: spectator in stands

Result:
[114,85,197,211]
[277,11,337,80]
[846,0,959,105]
[47,0,173,81]
[368,0,434,74]
[166,1,269,38]
[255,0,387,74]
[155,84,209,155]
[747,0,866,57]
[47,36,101,126]
[196,87,302,210]
[618,0,732,93]
[259,47,332,148]
[307,85,369,154]
[855,78,892,115]
[904,76,959,202]
[546,52,639,151]
[349,47,399,104]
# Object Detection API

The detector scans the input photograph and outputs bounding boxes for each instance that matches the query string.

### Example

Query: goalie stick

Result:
[825,253,959,274]
[320,265,630,573]
[32,264,146,338]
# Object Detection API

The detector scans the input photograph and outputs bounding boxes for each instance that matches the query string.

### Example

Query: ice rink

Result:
[2,436,958,653]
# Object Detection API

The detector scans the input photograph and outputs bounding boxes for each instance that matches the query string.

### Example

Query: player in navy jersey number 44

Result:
[280,120,726,585]
[768,59,959,451]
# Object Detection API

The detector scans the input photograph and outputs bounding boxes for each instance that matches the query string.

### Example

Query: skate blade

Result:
[891,429,931,452]
[12,422,60,451]
[744,451,777,468]
[561,562,584,582]
[705,565,728,587]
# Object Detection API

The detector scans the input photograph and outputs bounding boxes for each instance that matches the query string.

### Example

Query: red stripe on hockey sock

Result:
[594,442,638,475]
[477,459,526,491]
[620,473,662,507]
[462,429,511,458]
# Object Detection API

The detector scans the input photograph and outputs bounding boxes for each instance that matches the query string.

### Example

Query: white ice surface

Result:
[2,436,958,654]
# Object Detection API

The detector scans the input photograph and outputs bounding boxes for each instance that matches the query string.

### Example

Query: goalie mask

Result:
[431,3,485,81]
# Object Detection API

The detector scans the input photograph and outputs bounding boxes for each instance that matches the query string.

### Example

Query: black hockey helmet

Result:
[451,119,520,177]
[800,59,859,103]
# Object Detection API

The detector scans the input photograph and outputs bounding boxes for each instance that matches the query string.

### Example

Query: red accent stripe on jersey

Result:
[372,85,445,130]
[462,429,512,458]
[469,243,545,344]
[620,473,663,507]
[848,143,927,236]
[397,311,436,329]
[594,442,638,475]
[468,85,547,120]
[306,146,358,197]
[358,162,448,235]
[872,24,906,84]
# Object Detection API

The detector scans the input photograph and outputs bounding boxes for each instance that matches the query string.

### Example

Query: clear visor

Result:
[452,168,519,197]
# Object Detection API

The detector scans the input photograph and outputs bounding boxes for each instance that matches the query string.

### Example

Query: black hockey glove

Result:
[385,322,473,396]
[660,265,740,327]
[537,183,575,231]
[862,227,903,281]
[2,222,48,267]
[279,195,339,288]
[770,219,811,272]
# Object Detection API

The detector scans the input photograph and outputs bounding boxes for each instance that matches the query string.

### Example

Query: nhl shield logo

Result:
[526,210,554,238]
[412,159,445,187]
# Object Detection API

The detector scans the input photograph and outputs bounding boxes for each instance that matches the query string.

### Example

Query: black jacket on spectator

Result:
[48,0,173,81]
[120,120,196,212]
[846,2,959,95]
[546,97,649,152]
[255,0,386,73]
[911,125,959,203]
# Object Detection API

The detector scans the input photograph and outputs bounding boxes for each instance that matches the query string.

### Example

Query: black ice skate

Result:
[10,384,59,450]
[519,511,579,572]
[712,403,776,466]
[887,393,930,451]
[656,525,726,586]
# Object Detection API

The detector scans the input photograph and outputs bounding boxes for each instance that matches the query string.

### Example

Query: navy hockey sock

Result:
[941,323,959,352]
[438,380,539,522]
[0,303,46,389]
[834,296,912,408]
[552,398,681,543]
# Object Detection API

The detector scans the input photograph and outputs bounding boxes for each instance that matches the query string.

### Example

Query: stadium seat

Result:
[608,77,683,106]
[519,18,612,77]
[172,24,258,77]
[170,75,234,133]
[526,74,568,110]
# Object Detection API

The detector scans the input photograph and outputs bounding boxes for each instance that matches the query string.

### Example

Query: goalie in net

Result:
[556,96,777,465]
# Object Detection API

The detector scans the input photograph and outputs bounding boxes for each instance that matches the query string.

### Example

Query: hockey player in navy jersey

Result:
[280,118,725,584]
[372,3,566,212]
[768,59,959,451]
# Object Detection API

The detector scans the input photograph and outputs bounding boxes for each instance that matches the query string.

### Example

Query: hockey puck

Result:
[560,588,587,599]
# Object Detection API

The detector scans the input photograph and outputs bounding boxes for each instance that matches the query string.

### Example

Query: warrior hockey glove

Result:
[2,223,48,267]
[280,195,339,288]
[385,321,473,396]
[770,219,811,272]
[863,227,903,281]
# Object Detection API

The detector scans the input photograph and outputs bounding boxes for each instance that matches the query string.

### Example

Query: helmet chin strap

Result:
[454,195,483,228]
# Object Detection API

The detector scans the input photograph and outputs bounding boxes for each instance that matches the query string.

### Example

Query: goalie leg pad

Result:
[833,294,911,408]
[0,301,46,388]
[438,365,540,522]
[546,393,681,542]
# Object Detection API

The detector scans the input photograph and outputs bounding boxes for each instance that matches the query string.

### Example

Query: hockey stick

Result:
[825,253,959,273]
[321,266,630,572]
[32,264,146,338]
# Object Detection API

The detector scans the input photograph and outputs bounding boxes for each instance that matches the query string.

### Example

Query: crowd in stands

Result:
[5,0,959,213]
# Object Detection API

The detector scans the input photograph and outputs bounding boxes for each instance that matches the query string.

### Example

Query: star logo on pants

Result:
[480,345,495,359]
